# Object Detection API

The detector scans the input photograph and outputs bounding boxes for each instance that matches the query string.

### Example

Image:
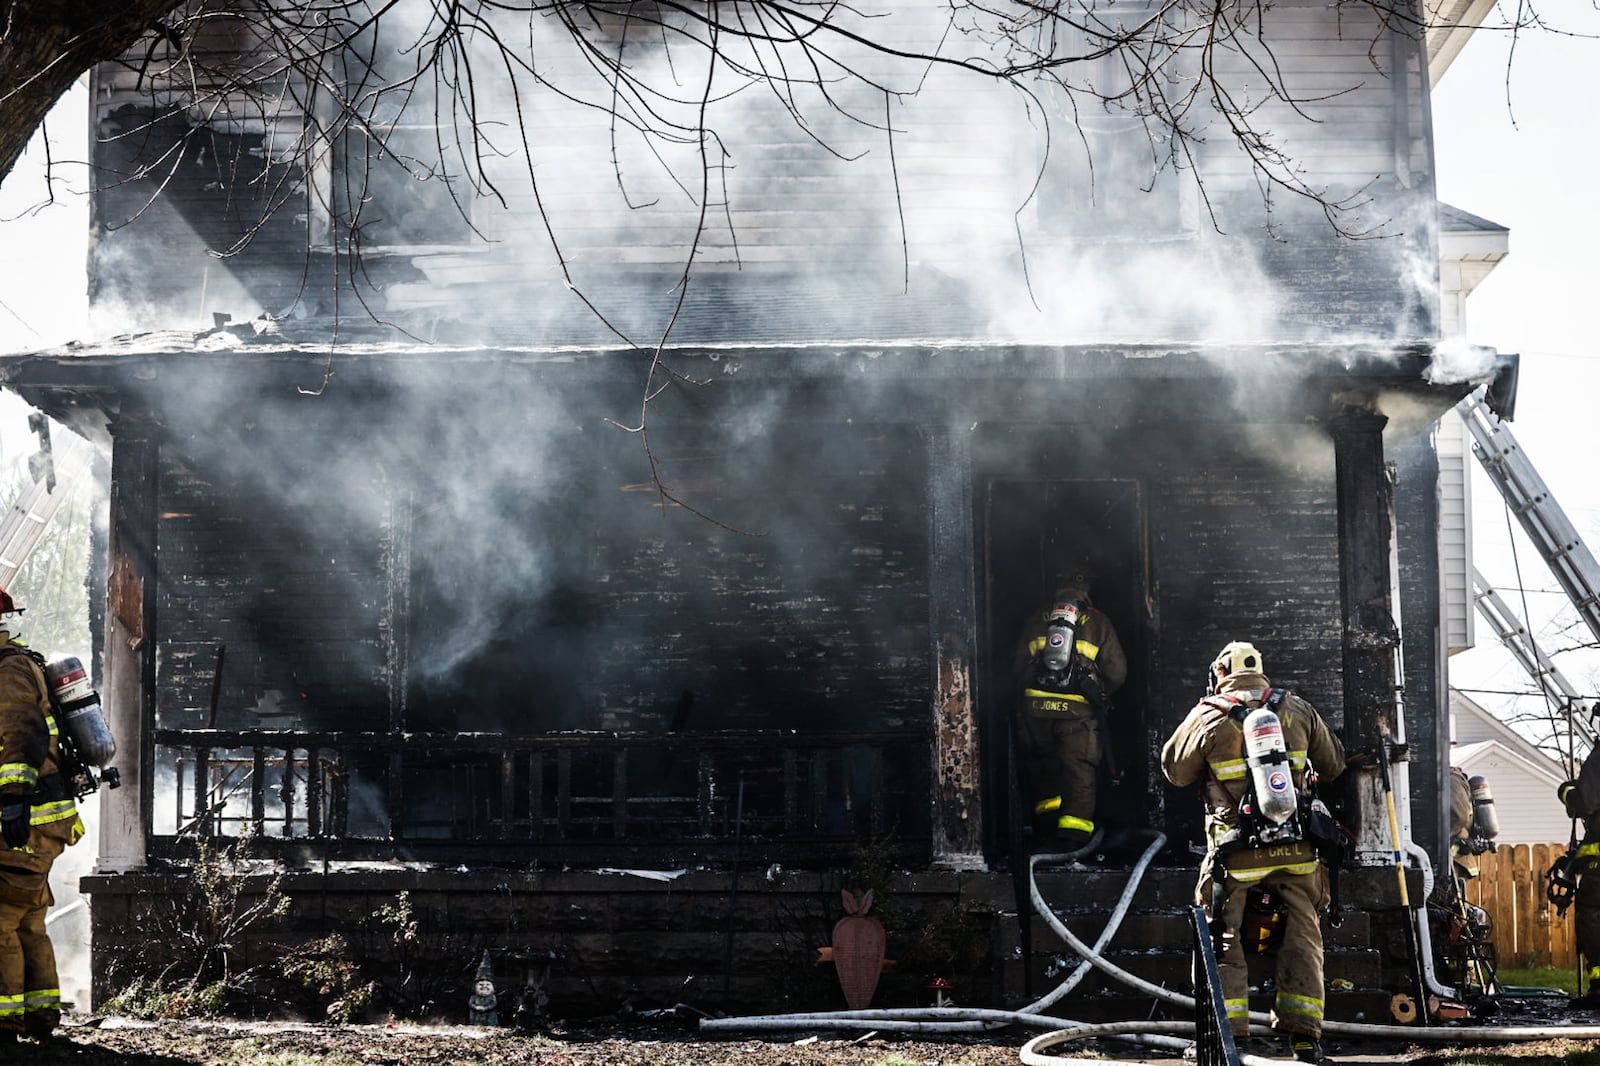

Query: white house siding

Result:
[1437,414,1474,655]
[1451,742,1570,845]
[1449,691,1574,844]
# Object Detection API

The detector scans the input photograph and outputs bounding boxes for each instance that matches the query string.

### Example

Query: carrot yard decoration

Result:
[831,888,887,1009]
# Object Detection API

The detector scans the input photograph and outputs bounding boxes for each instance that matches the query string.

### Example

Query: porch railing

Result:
[149,728,932,867]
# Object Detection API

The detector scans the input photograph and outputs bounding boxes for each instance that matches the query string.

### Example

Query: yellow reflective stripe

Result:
[1226,859,1321,882]
[0,763,35,790]
[1275,990,1324,1022]
[1024,689,1089,705]
[43,713,58,738]
[1579,842,1599,858]
[0,993,21,1017]
[1057,814,1095,833]
[22,988,59,1010]
[1034,796,1063,814]
[1210,758,1247,781]
[1029,636,1101,661]
[30,799,78,826]
[1225,997,1249,1021]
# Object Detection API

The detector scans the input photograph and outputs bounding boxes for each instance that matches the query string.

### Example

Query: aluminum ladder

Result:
[1470,567,1597,753]
[0,414,95,588]
[1461,389,1600,751]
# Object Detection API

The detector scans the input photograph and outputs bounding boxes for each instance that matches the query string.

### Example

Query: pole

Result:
[1379,735,1430,1024]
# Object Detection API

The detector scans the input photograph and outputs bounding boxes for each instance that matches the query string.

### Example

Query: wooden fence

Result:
[1456,842,1576,971]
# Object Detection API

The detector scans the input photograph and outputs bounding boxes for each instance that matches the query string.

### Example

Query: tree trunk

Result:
[0,0,189,183]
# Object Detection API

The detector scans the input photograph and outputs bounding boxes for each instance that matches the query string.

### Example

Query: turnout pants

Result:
[1014,700,1100,834]
[1575,866,1600,987]
[1200,856,1329,1038]
[0,868,60,1036]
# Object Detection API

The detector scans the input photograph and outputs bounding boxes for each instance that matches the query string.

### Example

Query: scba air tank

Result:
[1469,774,1500,842]
[43,656,118,767]
[1242,707,1299,825]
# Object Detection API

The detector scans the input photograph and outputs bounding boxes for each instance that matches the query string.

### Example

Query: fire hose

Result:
[701,830,1600,1060]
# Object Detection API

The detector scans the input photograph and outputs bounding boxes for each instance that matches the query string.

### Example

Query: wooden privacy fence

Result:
[1458,842,1576,971]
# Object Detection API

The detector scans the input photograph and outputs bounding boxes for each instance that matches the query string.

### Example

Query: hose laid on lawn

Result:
[701,831,1600,1060]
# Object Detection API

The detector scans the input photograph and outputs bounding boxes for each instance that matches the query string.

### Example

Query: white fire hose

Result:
[702,829,1600,1061]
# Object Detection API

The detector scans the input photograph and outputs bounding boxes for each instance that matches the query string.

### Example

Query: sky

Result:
[0,11,1596,730]
[1429,7,1600,765]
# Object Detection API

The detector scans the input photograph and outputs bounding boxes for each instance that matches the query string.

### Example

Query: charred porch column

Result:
[1329,406,1403,857]
[925,425,984,870]
[98,415,158,873]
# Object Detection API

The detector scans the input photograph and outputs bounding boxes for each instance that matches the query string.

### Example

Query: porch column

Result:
[926,425,984,870]
[98,415,158,873]
[1329,406,1404,860]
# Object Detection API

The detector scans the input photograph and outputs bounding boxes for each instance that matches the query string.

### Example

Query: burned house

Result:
[0,0,1519,1024]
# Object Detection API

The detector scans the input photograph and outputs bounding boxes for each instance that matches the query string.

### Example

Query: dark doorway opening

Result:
[977,477,1148,864]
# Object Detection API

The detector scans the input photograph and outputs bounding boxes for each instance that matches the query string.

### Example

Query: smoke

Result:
[1425,337,1503,385]
[53,0,1506,887]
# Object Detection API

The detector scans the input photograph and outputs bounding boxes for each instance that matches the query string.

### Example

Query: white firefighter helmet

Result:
[1211,641,1265,680]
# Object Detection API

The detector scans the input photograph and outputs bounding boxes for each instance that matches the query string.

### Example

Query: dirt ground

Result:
[17,1014,1600,1066]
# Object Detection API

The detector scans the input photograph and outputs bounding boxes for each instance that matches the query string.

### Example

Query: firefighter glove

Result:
[0,802,28,849]
[1562,780,1584,819]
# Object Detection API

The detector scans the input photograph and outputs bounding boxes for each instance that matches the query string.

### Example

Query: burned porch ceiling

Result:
[0,332,1505,446]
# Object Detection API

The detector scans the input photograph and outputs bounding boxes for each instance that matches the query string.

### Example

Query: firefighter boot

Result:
[1289,1036,1325,1064]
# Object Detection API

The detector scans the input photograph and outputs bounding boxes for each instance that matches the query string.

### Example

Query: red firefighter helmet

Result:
[0,587,18,616]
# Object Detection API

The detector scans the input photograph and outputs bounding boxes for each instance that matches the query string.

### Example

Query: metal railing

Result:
[1189,905,1241,1066]
[150,727,931,866]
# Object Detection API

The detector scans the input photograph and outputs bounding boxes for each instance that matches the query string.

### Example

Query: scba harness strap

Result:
[1204,685,1290,723]
[0,644,82,805]
[1205,686,1350,926]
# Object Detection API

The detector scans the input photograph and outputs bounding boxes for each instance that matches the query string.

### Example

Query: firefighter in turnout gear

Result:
[1012,567,1127,849]
[0,589,85,1043]
[1557,744,1600,1009]
[1161,641,1344,1064]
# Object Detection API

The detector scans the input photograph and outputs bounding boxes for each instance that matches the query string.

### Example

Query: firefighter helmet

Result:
[1211,641,1265,680]
[0,587,21,617]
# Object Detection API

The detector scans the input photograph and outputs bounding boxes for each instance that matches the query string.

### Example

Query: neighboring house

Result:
[0,0,1524,1019]
[1449,691,1572,845]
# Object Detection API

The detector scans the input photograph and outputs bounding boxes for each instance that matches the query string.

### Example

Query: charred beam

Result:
[926,426,983,869]
[1331,406,1400,853]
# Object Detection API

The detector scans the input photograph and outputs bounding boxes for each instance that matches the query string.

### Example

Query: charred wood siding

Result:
[1144,451,1346,848]
[1392,433,1446,859]
[91,106,323,323]
[582,424,930,735]
[88,2,1437,347]
[146,404,933,859]
[156,455,391,733]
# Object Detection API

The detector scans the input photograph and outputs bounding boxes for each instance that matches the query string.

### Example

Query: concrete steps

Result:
[988,856,1407,1025]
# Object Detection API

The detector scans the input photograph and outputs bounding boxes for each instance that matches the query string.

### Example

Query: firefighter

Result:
[1558,745,1600,1008]
[0,588,85,1043]
[1448,766,1472,853]
[1160,641,1344,1064]
[1012,566,1127,849]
